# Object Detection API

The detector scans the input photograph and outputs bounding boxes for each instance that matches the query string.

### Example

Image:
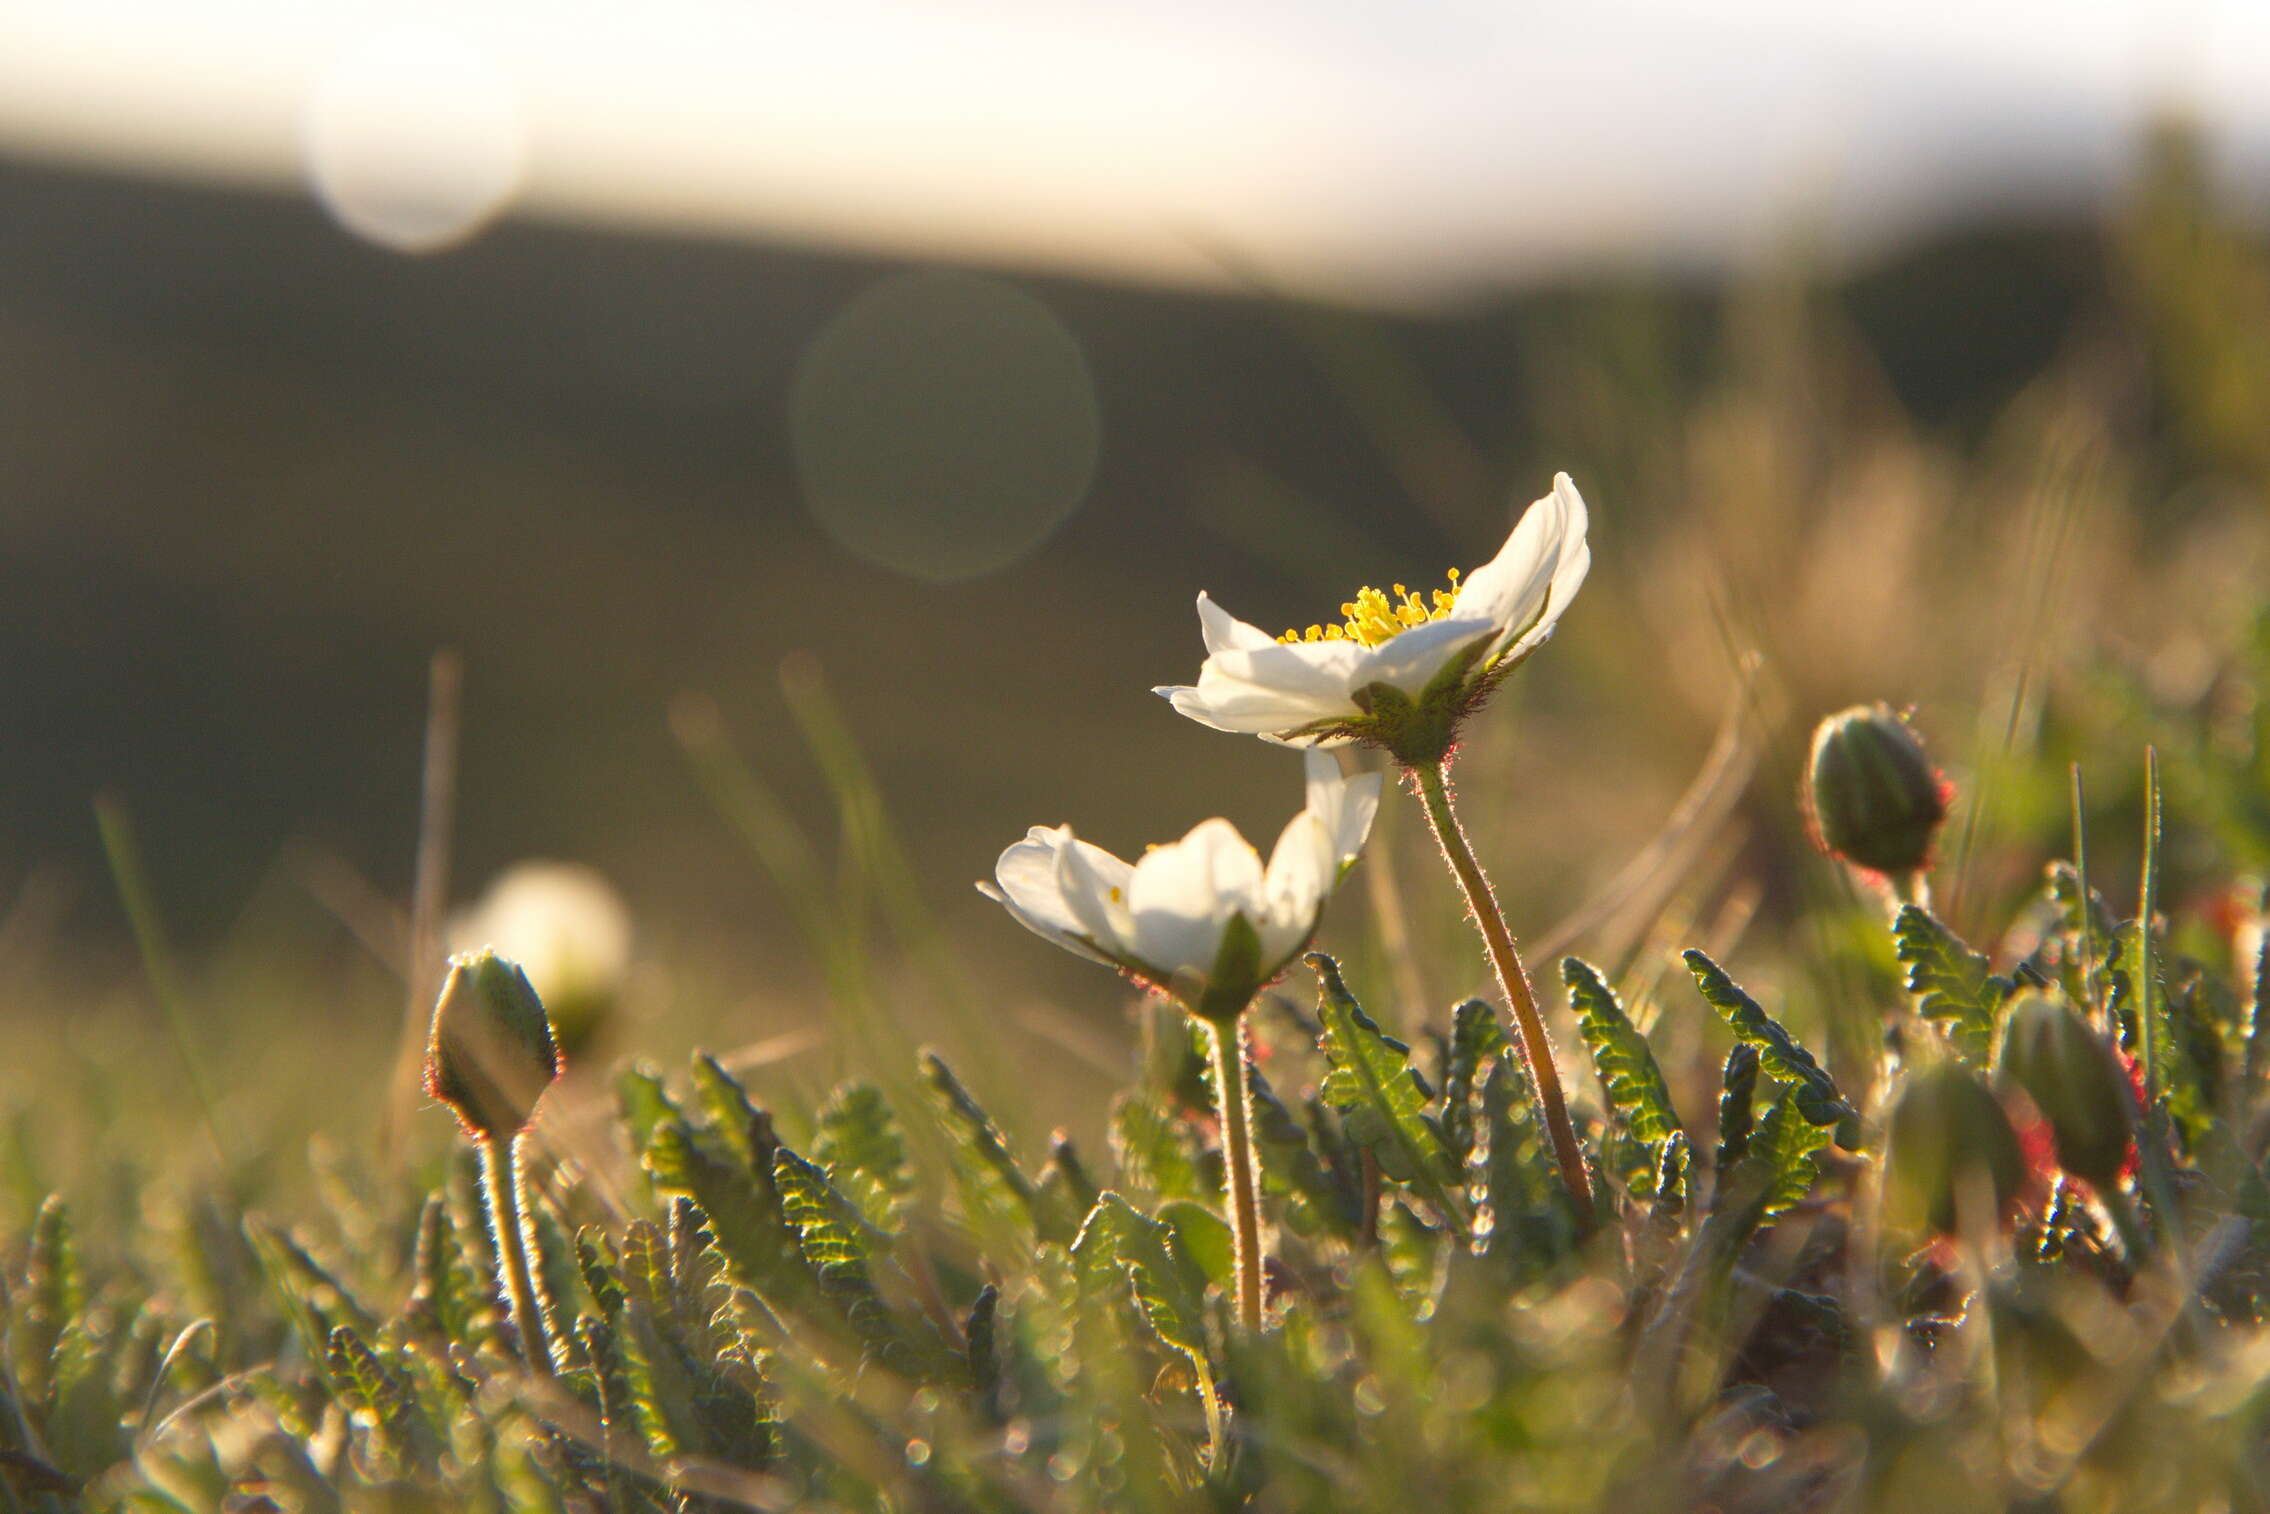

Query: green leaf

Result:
[325,1325,429,1466]
[39,1322,124,1487]
[403,1194,486,1345]
[1683,949,1858,1146]
[15,1195,81,1399]
[1249,1067,1363,1239]
[919,1051,1039,1250]
[1729,1089,1833,1223]
[964,1284,1003,1423]
[1652,1132,1694,1220]
[1566,957,1680,1143]
[574,1313,663,1492]
[1109,1092,1205,1204]
[1715,1044,1761,1172]
[642,1121,808,1308]
[2046,861,2120,1010]
[1892,904,2010,1065]
[814,1081,916,1233]
[1024,1136,1095,1249]
[1069,1194,1208,1370]
[615,1062,681,1165]
[689,1051,767,1174]
[244,1218,379,1361]
[573,1227,627,1319]
[772,1147,951,1381]
[1310,953,1466,1234]
[1156,1200,1235,1290]
[1469,1059,1580,1277]
[1442,998,1509,1168]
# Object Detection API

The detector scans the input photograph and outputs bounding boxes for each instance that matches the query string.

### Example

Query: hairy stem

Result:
[480,1135,552,1374]
[1411,759,1596,1225]
[1207,1016,1266,1331]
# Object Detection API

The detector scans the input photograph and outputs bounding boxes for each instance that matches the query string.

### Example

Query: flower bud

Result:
[425,949,561,1140]
[1881,1060,2028,1238]
[1804,704,1950,877]
[1994,995,2134,1188]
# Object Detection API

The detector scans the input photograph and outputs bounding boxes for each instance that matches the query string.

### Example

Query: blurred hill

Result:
[0,150,2109,995]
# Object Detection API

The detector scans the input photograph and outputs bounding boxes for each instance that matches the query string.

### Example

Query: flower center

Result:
[1280,570,1462,648]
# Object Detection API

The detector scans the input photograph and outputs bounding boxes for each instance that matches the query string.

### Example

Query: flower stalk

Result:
[1204,1015,1266,1332]
[1409,759,1595,1224]
[478,1133,553,1374]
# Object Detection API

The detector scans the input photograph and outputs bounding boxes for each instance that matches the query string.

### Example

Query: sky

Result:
[0,0,2264,303]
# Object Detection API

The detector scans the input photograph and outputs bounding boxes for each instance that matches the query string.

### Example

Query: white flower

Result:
[1152,474,1591,758]
[981,751,1381,1016]
[451,861,631,1046]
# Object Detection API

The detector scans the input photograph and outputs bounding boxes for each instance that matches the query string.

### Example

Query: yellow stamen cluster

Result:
[1281,569,1462,648]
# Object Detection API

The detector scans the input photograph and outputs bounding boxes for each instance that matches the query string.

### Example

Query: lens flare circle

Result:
[791,270,1101,583]
[303,23,525,254]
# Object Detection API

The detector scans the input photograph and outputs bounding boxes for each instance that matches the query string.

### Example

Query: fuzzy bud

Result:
[1881,1060,2028,1238]
[1994,995,2134,1188]
[1804,704,1949,877]
[425,949,561,1140]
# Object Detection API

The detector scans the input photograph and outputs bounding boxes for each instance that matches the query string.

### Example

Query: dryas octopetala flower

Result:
[981,751,1380,1021]
[1152,474,1591,763]
[451,860,632,1057]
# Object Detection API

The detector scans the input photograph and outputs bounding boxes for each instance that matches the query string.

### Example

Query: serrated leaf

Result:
[615,1062,680,1164]
[1156,1200,1234,1290]
[964,1285,1003,1423]
[245,1218,379,1362]
[773,1147,951,1381]
[573,1314,656,1494]
[1566,957,1679,1143]
[325,1326,429,1466]
[403,1194,483,1344]
[42,1316,126,1482]
[1109,1092,1205,1204]
[689,1051,766,1174]
[1683,949,1857,1146]
[1715,1043,1761,1172]
[1069,1194,1208,1370]
[15,1195,81,1399]
[2159,957,2230,1147]
[1730,1089,1832,1223]
[1020,1135,1092,1249]
[814,1081,916,1233]
[1652,1132,1694,1220]
[569,1229,624,1326]
[919,1051,1039,1250]
[1442,999,1509,1168]
[1249,1067,1363,1239]
[1311,954,1466,1233]
[2046,861,2120,1011]
[1469,1059,1579,1276]
[642,1121,808,1308]
[1893,905,2010,1065]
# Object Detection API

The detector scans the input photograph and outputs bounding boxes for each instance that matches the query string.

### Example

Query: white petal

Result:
[1155,666,1354,736]
[1126,817,1264,977]
[1353,613,1498,697]
[1260,810,1333,965]
[1056,834,1138,958]
[1498,473,1591,658]
[1303,751,1382,867]
[1195,592,1280,656]
[983,826,1122,966]
[1452,476,1579,639]
[1205,638,1366,703]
